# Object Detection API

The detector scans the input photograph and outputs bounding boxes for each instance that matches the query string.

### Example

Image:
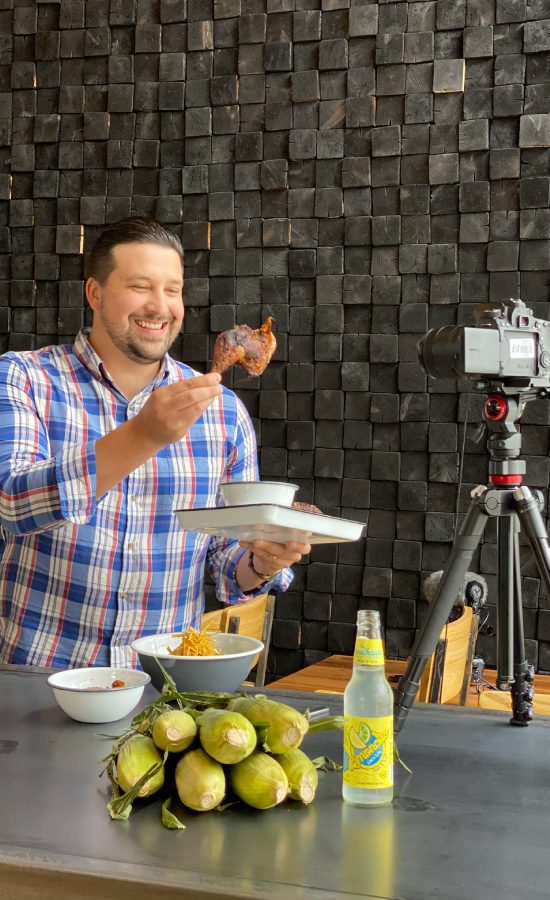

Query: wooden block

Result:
[519,114,550,148]
[433,59,465,93]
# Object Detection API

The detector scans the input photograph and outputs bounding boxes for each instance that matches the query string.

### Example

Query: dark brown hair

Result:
[85,217,184,284]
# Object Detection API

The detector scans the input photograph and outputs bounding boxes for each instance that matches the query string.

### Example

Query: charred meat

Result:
[211,317,276,377]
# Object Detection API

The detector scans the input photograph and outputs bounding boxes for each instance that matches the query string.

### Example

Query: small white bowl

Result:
[219,480,299,507]
[47,667,150,724]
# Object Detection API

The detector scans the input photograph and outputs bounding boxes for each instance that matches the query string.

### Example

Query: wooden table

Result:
[271,654,550,715]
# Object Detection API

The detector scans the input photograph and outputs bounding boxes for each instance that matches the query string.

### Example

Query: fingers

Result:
[158,376,223,411]
[239,539,311,568]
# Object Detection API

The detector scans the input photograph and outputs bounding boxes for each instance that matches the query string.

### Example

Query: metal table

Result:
[1,665,549,900]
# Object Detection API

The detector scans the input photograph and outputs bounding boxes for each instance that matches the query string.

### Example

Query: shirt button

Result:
[120,592,127,599]
[127,542,134,550]
[114,639,120,647]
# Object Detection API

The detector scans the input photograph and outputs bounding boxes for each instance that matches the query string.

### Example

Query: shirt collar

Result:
[73,328,176,392]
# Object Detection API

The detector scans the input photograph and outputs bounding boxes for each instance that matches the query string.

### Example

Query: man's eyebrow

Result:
[125,275,183,285]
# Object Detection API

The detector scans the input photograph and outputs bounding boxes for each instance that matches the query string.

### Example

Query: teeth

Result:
[135,320,165,330]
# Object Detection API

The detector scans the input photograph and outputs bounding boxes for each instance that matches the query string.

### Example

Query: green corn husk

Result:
[175,748,226,812]
[196,708,257,764]
[152,709,197,753]
[228,696,309,754]
[229,751,289,810]
[116,735,165,798]
[273,748,319,805]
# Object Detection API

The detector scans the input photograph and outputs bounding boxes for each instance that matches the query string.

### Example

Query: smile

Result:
[134,319,167,332]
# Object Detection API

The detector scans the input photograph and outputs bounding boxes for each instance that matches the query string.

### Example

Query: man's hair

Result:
[85,217,184,284]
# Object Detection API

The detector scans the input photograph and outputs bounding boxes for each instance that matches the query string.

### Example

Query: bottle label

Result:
[343,715,394,790]
[353,638,384,667]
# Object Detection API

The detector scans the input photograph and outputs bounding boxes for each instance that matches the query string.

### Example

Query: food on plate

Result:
[210,316,276,377]
[291,501,323,515]
[111,679,126,688]
[168,627,220,657]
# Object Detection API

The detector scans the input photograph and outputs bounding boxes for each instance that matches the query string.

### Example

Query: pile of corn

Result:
[102,688,341,829]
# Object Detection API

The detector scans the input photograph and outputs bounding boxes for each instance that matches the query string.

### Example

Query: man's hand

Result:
[95,373,222,497]
[236,539,311,591]
[133,373,222,451]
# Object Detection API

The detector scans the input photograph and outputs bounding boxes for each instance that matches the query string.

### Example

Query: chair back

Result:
[200,607,226,632]
[418,607,477,705]
[200,593,275,688]
[223,593,275,688]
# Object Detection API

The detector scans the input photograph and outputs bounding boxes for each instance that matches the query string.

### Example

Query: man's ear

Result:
[85,277,100,311]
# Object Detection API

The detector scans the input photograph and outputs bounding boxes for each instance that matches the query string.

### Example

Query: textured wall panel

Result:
[3,1,550,678]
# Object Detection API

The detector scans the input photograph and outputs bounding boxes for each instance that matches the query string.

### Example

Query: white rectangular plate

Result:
[175,504,365,544]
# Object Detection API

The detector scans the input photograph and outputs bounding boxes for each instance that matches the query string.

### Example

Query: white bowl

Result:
[47,667,150,724]
[131,632,264,693]
[219,480,299,507]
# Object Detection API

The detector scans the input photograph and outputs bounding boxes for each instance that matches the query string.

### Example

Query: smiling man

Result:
[0,217,309,668]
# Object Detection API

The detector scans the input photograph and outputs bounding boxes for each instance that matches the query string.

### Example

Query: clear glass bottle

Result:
[343,610,394,806]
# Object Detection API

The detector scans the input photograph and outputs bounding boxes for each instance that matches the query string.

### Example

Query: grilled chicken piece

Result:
[210,317,277,377]
[292,501,323,515]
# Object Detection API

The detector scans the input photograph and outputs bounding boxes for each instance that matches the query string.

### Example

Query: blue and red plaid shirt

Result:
[0,330,292,668]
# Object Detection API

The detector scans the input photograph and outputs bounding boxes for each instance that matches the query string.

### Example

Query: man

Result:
[0,217,309,667]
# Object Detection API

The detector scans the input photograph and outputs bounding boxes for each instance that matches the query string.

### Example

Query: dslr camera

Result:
[418,299,550,393]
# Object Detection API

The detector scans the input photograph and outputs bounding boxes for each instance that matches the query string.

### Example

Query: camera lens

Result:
[417,326,463,380]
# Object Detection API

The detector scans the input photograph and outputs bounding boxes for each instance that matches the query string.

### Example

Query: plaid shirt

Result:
[0,330,292,668]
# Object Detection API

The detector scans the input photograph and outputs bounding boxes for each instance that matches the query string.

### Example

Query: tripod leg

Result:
[514,486,550,597]
[509,525,533,726]
[509,486,550,725]
[496,516,515,688]
[394,496,488,734]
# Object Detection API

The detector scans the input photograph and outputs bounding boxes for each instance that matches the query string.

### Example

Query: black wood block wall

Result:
[3,0,550,678]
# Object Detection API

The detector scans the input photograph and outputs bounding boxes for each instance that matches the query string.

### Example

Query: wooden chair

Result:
[200,607,226,633]
[417,606,478,705]
[201,593,275,688]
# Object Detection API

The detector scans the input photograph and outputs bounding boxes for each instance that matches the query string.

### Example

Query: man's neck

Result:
[87,332,164,400]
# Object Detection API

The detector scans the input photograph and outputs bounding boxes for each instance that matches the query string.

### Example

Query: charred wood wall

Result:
[3,0,550,677]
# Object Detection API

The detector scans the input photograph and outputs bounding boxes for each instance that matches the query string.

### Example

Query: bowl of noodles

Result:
[131,629,264,693]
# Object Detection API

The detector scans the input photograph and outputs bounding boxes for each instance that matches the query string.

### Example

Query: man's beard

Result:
[100,312,180,364]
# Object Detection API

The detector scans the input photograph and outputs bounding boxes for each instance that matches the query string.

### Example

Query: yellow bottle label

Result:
[343,715,394,790]
[353,638,385,666]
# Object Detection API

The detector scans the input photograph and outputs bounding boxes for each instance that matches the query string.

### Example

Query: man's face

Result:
[88,242,184,365]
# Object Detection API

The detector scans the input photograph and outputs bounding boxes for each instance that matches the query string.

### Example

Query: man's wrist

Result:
[248,551,277,582]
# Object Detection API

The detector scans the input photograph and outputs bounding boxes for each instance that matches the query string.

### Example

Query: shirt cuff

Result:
[56,442,97,524]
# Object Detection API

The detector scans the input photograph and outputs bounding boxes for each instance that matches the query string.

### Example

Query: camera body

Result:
[418,299,550,391]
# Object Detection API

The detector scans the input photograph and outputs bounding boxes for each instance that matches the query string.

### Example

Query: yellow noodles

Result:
[168,627,220,657]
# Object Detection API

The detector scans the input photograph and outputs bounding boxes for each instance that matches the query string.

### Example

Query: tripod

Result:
[394,389,550,734]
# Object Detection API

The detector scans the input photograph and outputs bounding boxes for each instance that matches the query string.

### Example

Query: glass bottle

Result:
[342,609,394,806]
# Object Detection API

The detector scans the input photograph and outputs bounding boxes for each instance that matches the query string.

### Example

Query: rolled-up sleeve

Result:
[0,356,97,535]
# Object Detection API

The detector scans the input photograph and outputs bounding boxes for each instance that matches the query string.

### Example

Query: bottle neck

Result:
[352,635,386,668]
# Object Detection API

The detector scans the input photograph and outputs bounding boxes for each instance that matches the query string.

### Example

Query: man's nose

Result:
[142,287,169,314]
